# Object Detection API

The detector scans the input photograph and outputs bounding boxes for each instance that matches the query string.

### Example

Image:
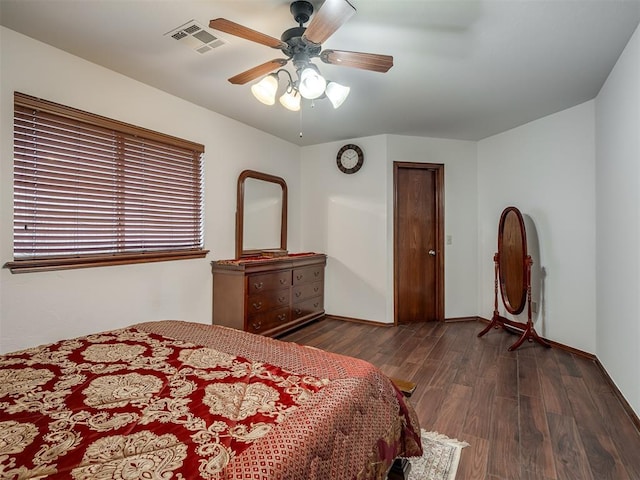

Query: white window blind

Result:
[7,92,207,273]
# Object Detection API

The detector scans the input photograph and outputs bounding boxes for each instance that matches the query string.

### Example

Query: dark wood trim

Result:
[236,170,288,259]
[283,319,640,475]
[594,358,640,433]
[475,316,640,430]
[331,314,597,358]
[444,316,482,323]
[15,92,204,152]
[4,249,209,274]
[476,316,593,359]
[324,314,395,327]
[328,315,640,433]
[544,337,596,360]
[327,315,481,326]
[393,162,445,325]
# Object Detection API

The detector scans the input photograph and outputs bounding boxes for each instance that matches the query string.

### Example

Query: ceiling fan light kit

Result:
[279,87,301,111]
[209,0,393,112]
[298,64,327,99]
[325,81,350,109]
[250,73,279,105]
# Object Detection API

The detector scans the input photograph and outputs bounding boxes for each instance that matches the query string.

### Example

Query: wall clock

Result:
[336,144,364,174]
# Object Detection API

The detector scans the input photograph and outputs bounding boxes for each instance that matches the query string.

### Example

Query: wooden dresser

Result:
[211,253,326,337]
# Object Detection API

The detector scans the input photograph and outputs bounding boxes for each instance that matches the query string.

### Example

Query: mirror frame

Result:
[497,206,528,315]
[236,170,288,259]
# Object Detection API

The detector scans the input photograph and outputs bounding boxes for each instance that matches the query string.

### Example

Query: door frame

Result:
[393,162,445,324]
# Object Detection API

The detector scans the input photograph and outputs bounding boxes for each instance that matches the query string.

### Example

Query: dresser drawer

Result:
[292,281,322,303]
[292,297,324,320]
[213,254,326,337]
[247,307,290,334]
[292,265,324,285]
[248,271,291,294]
[247,288,289,315]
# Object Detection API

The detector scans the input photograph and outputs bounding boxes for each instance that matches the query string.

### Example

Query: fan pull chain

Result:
[299,103,303,138]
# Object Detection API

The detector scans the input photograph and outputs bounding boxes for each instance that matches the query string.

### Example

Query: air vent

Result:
[165,20,225,54]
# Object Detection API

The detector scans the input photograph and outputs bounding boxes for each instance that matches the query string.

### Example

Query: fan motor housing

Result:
[290,1,313,25]
[282,26,321,58]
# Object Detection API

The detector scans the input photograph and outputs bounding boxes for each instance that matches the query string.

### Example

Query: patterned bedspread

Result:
[0,320,422,479]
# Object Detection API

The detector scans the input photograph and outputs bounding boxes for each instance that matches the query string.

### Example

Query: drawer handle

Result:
[252,321,262,331]
[294,308,302,315]
[295,291,302,298]
[280,278,288,284]
[253,281,264,291]
[313,286,319,293]
[314,271,320,277]
[252,301,263,310]
[278,295,287,303]
[313,302,319,308]
[277,313,287,322]
[296,274,303,281]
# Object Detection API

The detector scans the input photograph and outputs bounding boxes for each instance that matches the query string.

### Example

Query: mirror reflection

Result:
[243,178,282,251]
[236,170,287,258]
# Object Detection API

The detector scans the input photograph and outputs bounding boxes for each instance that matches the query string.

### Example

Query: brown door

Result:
[394,162,444,324]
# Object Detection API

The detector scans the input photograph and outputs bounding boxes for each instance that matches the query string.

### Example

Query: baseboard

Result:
[324,314,394,327]
[326,314,482,326]
[594,358,640,433]
[476,316,595,359]
[323,314,640,433]
[444,316,481,323]
[476,316,639,432]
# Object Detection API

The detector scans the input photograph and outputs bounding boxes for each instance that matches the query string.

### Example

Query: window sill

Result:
[4,249,209,274]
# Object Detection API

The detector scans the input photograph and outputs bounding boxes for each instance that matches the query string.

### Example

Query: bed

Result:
[0,320,422,479]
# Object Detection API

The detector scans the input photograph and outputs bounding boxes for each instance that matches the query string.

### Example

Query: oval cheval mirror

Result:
[498,208,527,315]
[478,206,551,351]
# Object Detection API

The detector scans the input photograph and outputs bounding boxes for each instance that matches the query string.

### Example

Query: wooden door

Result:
[394,162,444,324]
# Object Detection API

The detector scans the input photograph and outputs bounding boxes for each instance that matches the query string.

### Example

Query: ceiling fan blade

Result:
[228,59,289,85]
[302,0,356,45]
[320,50,394,73]
[209,18,287,49]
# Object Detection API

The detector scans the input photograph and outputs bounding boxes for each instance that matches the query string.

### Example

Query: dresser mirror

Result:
[236,170,287,258]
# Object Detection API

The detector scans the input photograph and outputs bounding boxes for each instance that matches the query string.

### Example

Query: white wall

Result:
[2,21,638,418]
[387,136,479,320]
[301,136,390,322]
[477,101,597,353]
[595,23,640,416]
[0,27,301,353]
[300,134,478,323]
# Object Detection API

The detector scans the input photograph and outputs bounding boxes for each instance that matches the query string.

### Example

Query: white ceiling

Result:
[1,0,639,146]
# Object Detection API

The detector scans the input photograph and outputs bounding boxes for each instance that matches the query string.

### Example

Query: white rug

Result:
[407,430,469,480]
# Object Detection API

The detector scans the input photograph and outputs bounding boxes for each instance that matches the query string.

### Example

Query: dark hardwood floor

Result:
[281,318,640,480]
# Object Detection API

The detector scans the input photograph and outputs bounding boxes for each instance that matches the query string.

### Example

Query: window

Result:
[5,92,207,273]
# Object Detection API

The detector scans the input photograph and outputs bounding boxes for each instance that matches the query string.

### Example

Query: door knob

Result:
[428,249,436,256]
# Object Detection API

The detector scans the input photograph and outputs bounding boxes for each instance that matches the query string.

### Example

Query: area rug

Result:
[407,430,469,480]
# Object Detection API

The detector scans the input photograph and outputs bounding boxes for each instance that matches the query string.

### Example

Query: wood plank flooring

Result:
[280,318,640,480]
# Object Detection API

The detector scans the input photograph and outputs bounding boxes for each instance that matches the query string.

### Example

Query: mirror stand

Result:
[478,206,551,351]
[478,251,551,351]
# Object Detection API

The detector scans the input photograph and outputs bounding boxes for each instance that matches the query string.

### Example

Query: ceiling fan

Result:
[209,0,393,109]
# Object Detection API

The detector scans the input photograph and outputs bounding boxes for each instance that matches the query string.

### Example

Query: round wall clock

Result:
[336,144,364,174]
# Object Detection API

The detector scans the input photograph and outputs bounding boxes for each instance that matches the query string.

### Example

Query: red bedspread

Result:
[0,321,422,479]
